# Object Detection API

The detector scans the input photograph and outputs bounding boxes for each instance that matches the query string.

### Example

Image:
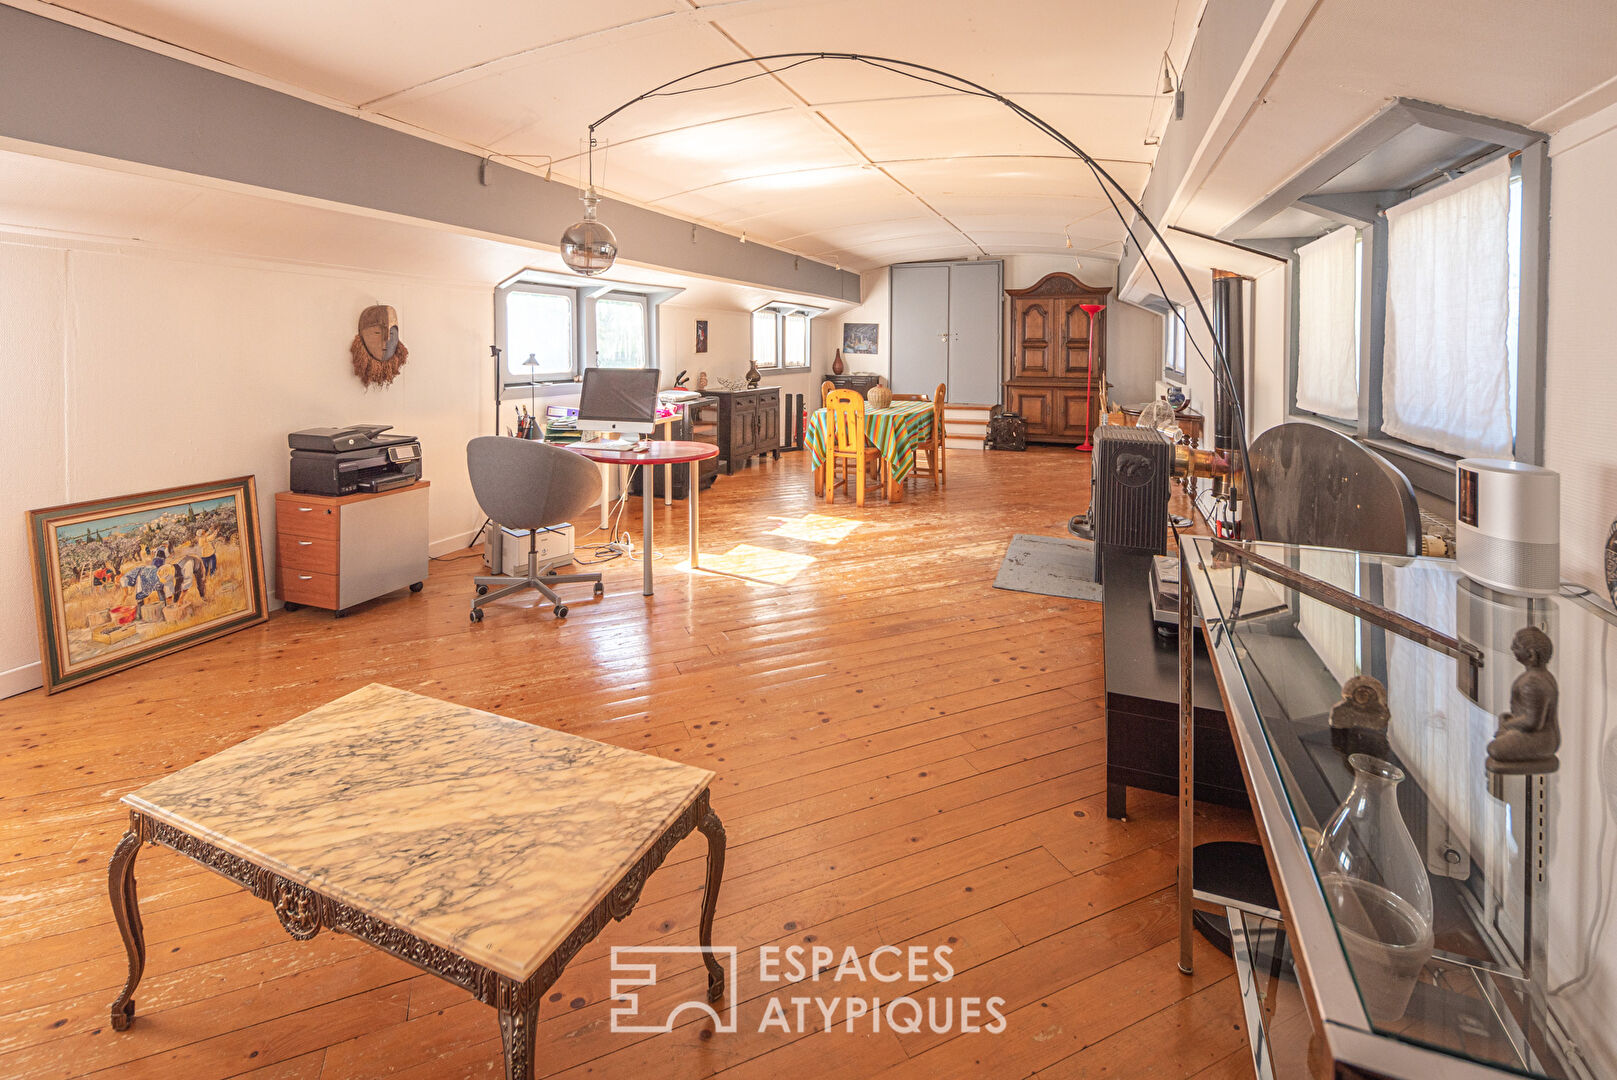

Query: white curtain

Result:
[1383,157,1514,457]
[1295,226,1359,419]
[1296,548,1359,685]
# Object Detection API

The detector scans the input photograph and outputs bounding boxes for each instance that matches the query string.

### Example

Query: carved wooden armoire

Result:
[1004,272,1110,444]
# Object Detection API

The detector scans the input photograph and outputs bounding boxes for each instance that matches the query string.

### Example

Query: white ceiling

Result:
[30,0,1202,271]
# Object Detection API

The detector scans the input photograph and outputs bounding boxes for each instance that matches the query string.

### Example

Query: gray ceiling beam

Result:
[0,5,860,302]
[1294,192,1400,226]
[1219,98,1545,242]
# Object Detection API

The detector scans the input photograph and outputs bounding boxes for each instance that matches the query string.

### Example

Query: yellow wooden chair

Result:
[820,380,836,406]
[824,389,885,506]
[907,383,947,489]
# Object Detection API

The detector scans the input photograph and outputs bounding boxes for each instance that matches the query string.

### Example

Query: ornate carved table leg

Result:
[107,829,147,1031]
[697,807,727,1002]
[499,1001,540,1080]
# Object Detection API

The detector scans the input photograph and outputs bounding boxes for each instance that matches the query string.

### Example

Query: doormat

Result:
[992,534,1102,601]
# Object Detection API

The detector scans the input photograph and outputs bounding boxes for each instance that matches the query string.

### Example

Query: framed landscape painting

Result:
[26,476,268,694]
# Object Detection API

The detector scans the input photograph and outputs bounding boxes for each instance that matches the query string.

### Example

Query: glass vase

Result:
[1313,753,1435,1025]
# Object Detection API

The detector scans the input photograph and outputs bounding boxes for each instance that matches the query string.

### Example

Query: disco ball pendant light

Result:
[560,138,617,276]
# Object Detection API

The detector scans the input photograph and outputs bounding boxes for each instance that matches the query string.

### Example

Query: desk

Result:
[805,400,934,503]
[106,684,726,1080]
[1178,538,1617,1077]
[547,414,682,525]
[566,440,719,597]
[1100,547,1244,819]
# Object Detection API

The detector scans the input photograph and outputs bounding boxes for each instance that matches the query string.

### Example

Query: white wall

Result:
[1105,301,1166,408]
[833,268,890,381]
[654,300,830,446]
[0,235,493,696]
[1545,99,1617,595]
[1538,103,1617,1057]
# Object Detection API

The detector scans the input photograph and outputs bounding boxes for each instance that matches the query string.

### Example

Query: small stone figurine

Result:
[1329,675,1392,757]
[1486,626,1560,774]
[697,370,708,391]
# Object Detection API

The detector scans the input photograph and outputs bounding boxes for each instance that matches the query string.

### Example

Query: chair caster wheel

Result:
[553,605,568,619]
[469,608,484,623]
[409,581,424,593]
[282,601,300,612]
[593,583,604,596]
[546,569,558,577]
[476,585,488,596]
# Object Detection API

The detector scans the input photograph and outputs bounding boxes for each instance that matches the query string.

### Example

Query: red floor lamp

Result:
[1075,301,1105,452]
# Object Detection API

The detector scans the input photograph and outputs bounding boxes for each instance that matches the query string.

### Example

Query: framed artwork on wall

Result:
[696,320,709,353]
[26,476,269,694]
[843,322,878,355]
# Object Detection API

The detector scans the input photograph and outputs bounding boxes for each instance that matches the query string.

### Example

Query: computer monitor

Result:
[577,367,660,435]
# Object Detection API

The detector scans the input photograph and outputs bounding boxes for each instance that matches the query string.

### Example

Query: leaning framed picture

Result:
[26,476,269,694]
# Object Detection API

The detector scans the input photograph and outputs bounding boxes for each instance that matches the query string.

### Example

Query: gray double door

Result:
[889,260,1003,405]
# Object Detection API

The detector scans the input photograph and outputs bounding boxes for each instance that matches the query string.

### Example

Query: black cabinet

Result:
[1101,548,1248,818]
[827,374,881,396]
[706,387,782,475]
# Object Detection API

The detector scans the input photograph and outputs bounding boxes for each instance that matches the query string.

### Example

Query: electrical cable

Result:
[573,464,644,564]
[587,52,1265,538]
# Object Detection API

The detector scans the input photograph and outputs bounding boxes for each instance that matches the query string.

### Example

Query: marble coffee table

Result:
[106,684,726,1079]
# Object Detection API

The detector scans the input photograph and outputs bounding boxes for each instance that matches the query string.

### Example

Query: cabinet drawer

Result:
[277,497,340,539]
[278,533,339,573]
[279,568,339,609]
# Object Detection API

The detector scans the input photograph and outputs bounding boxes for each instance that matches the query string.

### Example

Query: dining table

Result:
[805,399,934,503]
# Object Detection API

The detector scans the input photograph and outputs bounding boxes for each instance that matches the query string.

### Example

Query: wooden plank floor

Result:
[0,445,1256,1080]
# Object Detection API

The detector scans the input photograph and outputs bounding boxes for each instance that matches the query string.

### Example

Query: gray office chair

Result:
[466,436,604,621]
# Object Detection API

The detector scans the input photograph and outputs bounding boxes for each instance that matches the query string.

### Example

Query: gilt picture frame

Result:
[26,476,269,694]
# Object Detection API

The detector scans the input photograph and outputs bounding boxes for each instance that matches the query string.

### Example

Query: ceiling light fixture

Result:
[558,136,618,276]
[577,52,1261,532]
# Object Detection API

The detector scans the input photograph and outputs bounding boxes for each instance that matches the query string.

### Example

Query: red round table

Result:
[566,440,720,596]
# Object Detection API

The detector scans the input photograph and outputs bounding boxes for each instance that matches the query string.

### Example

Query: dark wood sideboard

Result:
[826,374,882,395]
[701,387,781,475]
[1005,272,1110,445]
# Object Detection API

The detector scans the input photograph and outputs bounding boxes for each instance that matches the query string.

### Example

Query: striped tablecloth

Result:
[806,400,934,484]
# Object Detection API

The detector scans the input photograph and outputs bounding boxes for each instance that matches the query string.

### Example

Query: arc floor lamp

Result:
[560,51,1261,534]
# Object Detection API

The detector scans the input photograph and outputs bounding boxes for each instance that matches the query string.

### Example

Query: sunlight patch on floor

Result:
[688,544,817,586]
[764,512,864,545]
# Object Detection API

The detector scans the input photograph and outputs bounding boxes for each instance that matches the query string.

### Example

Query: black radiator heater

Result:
[1091,425,1174,574]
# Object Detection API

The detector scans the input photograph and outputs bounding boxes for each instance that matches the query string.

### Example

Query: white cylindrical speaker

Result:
[1454,459,1559,595]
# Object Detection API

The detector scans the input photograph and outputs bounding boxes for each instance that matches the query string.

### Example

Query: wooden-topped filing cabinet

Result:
[705,387,781,474]
[275,482,429,617]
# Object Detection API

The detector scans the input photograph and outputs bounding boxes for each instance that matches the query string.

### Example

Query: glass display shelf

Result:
[1179,538,1617,1079]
